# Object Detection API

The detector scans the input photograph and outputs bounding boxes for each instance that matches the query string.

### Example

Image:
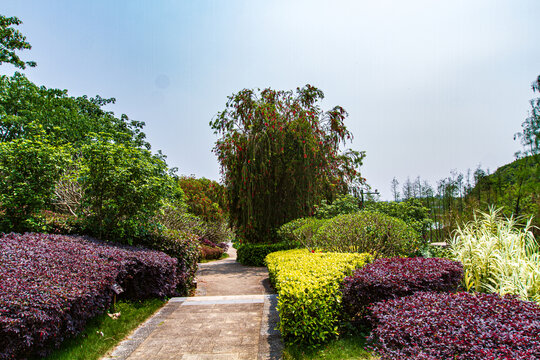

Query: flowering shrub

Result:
[368,291,540,360]
[342,257,463,323]
[265,249,373,347]
[0,232,179,359]
[311,211,420,257]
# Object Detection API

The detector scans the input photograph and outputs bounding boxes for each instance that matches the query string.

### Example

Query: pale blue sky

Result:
[2,0,539,199]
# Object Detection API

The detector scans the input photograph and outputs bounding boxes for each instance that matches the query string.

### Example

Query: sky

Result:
[2,0,539,200]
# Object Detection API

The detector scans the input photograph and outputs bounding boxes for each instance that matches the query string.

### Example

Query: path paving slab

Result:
[104,245,282,360]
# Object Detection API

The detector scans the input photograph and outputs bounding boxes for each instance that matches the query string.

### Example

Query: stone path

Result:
[104,245,282,360]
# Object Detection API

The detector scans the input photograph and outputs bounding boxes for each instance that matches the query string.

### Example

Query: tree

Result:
[515,75,540,160]
[210,85,365,243]
[0,14,36,69]
[0,128,67,231]
[78,135,174,243]
[391,177,400,202]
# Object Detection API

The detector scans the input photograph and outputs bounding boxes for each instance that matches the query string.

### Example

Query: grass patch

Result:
[283,335,378,360]
[199,252,230,263]
[42,298,166,360]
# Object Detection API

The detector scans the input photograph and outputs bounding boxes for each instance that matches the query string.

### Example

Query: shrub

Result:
[0,232,178,359]
[342,257,463,323]
[314,194,360,219]
[363,198,432,239]
[265,249,373,347]
[201,245,224,260]
[276,217,311,244]
[312,211,420,257]
[139,228,200,296]
[292,217,327,249]
[450,208,540,302]
[368,291,540,360]
[236,242,299,266]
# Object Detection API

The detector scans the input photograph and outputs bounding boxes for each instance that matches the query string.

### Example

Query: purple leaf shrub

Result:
[0,233,178,359]
[342,257,463,321]
[368,291,540,360]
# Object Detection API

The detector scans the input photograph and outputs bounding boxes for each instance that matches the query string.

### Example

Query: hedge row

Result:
[368,292,540,360]
[342,257,463,323]
[0,233,179,359]
[236,242,299,266]
[140,228,200,296]
[265,249,373,347]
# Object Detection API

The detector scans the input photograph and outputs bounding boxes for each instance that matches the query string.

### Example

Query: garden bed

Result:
[0,233,179,359]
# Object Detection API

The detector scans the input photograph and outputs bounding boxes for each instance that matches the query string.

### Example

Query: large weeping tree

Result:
[210,85,365,243]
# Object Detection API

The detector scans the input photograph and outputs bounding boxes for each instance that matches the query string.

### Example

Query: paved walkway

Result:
[104,245,282,360]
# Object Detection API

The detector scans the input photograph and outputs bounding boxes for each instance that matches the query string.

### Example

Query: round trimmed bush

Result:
[312,211,420,257]
[342,257,463,322]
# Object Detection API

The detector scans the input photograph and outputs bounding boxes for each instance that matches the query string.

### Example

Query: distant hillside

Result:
[469,154,539,227]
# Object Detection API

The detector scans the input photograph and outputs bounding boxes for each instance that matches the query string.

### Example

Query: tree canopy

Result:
[210,85,365,243]
[0,14,36,69]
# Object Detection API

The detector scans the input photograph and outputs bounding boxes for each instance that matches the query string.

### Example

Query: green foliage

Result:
[283,335,377,360]
[0,73,147,148]
[314,194,360,219]
[363,198,432,239]
[277,217,312,244]
[211,85,365,243]
[177,176,228,223]
[138,228,200,296]
[235,242,299,266]
[450,208,540,303]
[515,75,540,158]
[0,131,67,231]
[293,218,328,248]
[265,249,372,347]
[77,136,174,242]
[0,14,35,69]
[474,155,539,222]
[311,211,420,258]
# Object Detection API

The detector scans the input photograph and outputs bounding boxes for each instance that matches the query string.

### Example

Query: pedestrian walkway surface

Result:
[104,245,282,360]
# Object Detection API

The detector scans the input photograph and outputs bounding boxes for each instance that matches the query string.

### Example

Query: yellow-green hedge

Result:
[265,249,373,347]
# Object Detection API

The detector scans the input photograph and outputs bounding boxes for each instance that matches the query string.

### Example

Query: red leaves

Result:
[368,292,540,359]
[0,233,179,359]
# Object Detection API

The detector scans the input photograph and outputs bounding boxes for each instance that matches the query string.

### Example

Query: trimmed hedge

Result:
[312,211,420,257]
[265,249,373,347]
[342,257,463,322]
[141,228,200,296]
[236,242,298,266]
[368,291,540,360]
[0,232,178,359]
[201,245,223,260]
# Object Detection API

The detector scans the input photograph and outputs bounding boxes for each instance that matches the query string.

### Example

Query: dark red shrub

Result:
[0,233,178,359]
[368,292,540,360]
[200,245,224,260]
[342,257,463,321]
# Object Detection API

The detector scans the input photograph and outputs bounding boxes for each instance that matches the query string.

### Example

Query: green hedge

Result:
[236,242,298,266]
[265,249,373,347]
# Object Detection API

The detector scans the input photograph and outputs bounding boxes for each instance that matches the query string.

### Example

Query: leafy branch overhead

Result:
[0,14,36,69]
